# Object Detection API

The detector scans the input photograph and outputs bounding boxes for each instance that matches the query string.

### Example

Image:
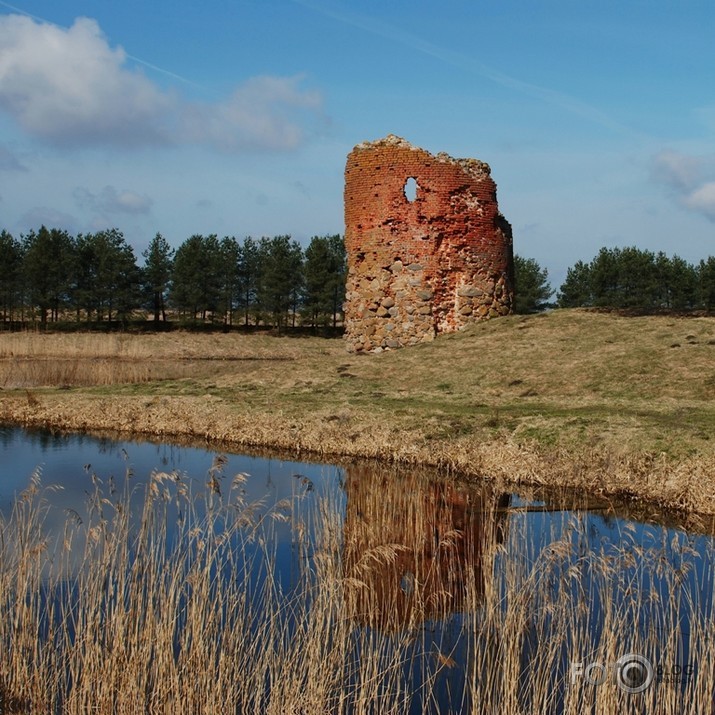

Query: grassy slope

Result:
[1,309,714,513]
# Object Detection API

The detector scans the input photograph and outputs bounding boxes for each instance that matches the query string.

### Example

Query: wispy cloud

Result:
[181,75,323,152]
[651,150,702,191]
[20,206,78,232]
[293,0,639,139]
[652,149,715,222]
[73,186,154,216]
[0,14,324,151]
[0,142,26,171]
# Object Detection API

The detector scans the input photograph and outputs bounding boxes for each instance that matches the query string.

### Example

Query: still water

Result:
[0,427,342,592]
[1,426,714,713]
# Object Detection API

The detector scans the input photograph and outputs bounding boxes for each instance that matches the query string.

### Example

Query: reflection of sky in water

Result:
[0,426,342,508]
[410,505,715,713]
[0,426,345,593]
[1,426,714,713]
[0,425,344,534]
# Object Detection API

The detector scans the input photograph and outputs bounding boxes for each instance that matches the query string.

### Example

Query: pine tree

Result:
[303,234,347,327]
[558,260,593,308]
[260,235,304,330]
[698,257,715,310]
[142,233,174,323]
[70,229,140,323]
[0,230,23,323]
[218,236,241,326]
[170,234,222,321]
[22,226,75,324]
[514,255,553,313]
[666,255,698,310]
[237,237,263,327]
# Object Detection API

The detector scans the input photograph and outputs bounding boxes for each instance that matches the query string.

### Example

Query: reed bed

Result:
[0,331,304,362]
[0,331,303,388]
[1,461,714,713]
[0,357,229,389]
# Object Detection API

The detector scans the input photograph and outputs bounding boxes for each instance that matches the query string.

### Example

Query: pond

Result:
[0,426,713,714]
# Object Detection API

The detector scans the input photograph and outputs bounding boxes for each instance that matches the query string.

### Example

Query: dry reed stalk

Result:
[1,452,715,712]
[0,356,229,389]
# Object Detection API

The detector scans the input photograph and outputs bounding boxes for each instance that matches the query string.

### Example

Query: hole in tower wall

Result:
[403,177,418,202]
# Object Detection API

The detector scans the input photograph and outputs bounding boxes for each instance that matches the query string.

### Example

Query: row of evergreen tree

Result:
[2,227,714,327]
[0,227,346,328]
[557,247,715,311]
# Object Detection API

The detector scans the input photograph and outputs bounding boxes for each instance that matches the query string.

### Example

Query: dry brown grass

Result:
[0,463,713,713]
[0,331,308,361]
[1,309,714,513]
[0,332,303,388]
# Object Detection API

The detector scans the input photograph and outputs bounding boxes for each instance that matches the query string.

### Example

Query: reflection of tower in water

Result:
[342,463,510,629]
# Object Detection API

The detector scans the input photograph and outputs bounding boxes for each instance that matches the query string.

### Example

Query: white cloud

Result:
[652,149,715,223]
[651,150,702,192]
[0,14,324,151]
[181,75,324,151]
[73,186,153,215]
[0,15,171,146]
[683,182,715,222]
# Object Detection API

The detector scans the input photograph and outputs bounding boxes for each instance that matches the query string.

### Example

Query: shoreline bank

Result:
[2,389,714,522]
[2,309,714,518]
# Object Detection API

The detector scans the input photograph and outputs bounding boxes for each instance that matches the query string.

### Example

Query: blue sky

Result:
[1,0,714,287]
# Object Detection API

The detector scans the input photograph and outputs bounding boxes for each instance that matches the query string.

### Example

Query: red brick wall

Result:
[344,135,514,352]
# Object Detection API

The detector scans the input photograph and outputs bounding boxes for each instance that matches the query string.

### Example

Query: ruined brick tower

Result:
[343,135,514,352]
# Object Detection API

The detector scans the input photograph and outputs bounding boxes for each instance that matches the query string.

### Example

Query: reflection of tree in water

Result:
[0,426,123,454]
[1,426,74,451]
[342,462,510,630]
